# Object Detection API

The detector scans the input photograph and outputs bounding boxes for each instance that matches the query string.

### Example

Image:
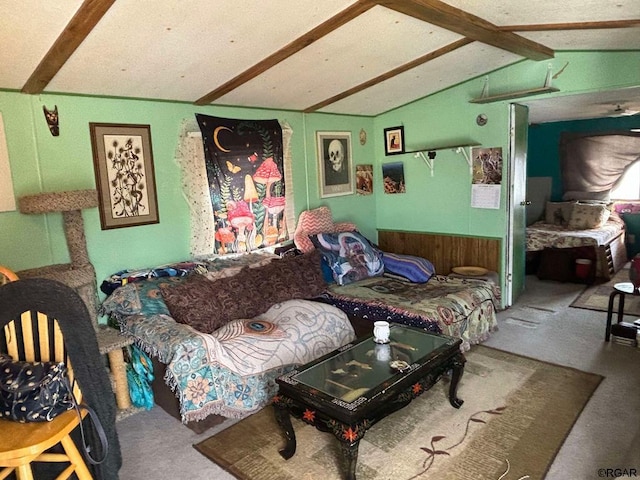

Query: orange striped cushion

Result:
[293,206,356,252]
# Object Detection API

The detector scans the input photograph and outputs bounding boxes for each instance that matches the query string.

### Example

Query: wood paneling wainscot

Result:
[377,230,501,276]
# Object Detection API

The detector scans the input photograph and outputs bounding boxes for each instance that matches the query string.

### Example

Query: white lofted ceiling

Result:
[1,0,638,122]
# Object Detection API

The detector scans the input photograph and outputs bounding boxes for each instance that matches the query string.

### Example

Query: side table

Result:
[605,282,638,341]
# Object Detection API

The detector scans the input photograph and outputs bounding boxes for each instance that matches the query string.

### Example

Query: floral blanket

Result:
[119,299,355,421]
[526,217,625,252]
[323,275,500,351]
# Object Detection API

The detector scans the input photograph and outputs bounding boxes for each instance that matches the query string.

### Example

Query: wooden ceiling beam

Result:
[21,0,115,94]
[375,0,554,61]
[304,37,473,113]
[500,19,640,32]
[194,0,376,105]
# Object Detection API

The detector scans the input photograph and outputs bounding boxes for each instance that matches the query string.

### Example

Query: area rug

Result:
[194,346,602,480]
[570,263,640,316]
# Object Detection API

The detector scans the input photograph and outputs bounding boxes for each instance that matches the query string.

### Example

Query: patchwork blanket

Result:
[119,299,355,421]
[323,275,500,351]
[526,217,624,252]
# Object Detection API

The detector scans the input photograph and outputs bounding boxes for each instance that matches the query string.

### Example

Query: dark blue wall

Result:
[527,115,640,200]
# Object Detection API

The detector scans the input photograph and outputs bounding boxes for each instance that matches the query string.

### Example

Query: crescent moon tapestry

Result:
[196,114,287,254]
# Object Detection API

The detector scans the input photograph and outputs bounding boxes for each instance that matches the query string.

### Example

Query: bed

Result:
[99,252,356,427]
[317,275,499,351]
[526,201,627,280]
[101,208,501,429]
[293,206,501,351]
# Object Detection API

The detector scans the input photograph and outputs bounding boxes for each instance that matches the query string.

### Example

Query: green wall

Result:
[373,84,509,237]
[0,50,638,305]
[373,50,639,290]
[0,92,374,295]
[374,50,640,238]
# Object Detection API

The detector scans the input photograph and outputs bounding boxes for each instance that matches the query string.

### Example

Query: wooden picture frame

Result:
[90,123,159,229]
[316,131,354,198]
[384,126,405,155]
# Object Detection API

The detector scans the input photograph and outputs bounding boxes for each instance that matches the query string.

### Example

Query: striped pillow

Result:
[382,252,435,283]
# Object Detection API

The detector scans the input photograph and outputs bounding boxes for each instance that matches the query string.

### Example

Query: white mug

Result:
[373,321,390,344]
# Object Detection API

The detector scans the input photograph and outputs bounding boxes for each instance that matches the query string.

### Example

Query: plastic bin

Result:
[575,258,592,279]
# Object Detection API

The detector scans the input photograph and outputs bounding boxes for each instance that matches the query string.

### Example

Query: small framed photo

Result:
[382,162,406,194]
[316,131,354,198]
[90,123,159,230]
[384,126,405,155]
[356,164,373,195]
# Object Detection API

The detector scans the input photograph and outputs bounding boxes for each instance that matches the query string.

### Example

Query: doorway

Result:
[505,103,529,306]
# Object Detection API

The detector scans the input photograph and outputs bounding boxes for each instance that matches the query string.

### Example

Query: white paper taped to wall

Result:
[0,113,16,212]
[471,184,500,209]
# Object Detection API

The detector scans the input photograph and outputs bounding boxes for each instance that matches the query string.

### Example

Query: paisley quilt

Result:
[119,299,355,422]
[323,275,500,351]
[526,216,625,252]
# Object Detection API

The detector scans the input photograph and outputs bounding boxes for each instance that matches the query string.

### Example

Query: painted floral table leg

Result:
[448,352,466,408]
[327,420,370,480]
[339,439,360,480]
[273,404,297,459]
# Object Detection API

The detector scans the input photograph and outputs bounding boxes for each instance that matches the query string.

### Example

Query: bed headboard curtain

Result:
[560,132,640,195]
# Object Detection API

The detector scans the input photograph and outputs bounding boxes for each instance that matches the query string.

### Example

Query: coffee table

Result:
[273,324,465,480]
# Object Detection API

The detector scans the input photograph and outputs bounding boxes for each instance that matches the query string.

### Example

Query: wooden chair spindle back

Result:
[2,310,81,402]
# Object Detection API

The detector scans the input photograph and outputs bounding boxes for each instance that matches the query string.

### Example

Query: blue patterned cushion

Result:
[310,231,384,286]
[382,252,435,283]
[320,257,335,284]
[99,276,186,318]
[100,261,203,295]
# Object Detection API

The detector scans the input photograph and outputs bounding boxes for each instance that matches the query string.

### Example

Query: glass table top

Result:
[292,325,454,402]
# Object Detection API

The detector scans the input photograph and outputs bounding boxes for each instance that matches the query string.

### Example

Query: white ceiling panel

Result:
[320,43,522,116]
[1,2,638,122]
[521,28,640,51]
[48,0,358,101]
[524,87,640,123]
[445,0,640,25]
[0,1,83,89]
[214,6,463,111]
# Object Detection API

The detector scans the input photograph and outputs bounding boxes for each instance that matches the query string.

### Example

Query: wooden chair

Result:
[0,266,18,285]
[0,280,93,480]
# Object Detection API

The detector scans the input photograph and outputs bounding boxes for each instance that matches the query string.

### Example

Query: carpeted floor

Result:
[570,264,640,316]
[194,346,602,480]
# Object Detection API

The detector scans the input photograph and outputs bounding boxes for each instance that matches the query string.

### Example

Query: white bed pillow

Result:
[544,201,575,226]
[567,203,611,229]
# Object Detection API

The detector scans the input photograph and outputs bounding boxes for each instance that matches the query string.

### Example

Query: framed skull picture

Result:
[316,131,354,198]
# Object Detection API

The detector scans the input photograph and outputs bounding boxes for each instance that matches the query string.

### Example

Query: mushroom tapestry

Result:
[195,114,288,254]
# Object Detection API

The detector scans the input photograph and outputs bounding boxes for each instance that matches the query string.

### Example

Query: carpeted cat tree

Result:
[17,189,133,410]
[18,189,100,324]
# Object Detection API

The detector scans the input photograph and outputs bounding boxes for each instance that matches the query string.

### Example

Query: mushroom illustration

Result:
[226,200,255,252]
[243,175,258,212]
[252,157,281,199]
[215,226,235,254]
[262,196,286,245]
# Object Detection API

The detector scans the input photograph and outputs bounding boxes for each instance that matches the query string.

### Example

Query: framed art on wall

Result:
[382,161,406,194]
[356,164,373,195]
[384,126,405,155]
[316,131,354,198]
[90,123,159,229]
